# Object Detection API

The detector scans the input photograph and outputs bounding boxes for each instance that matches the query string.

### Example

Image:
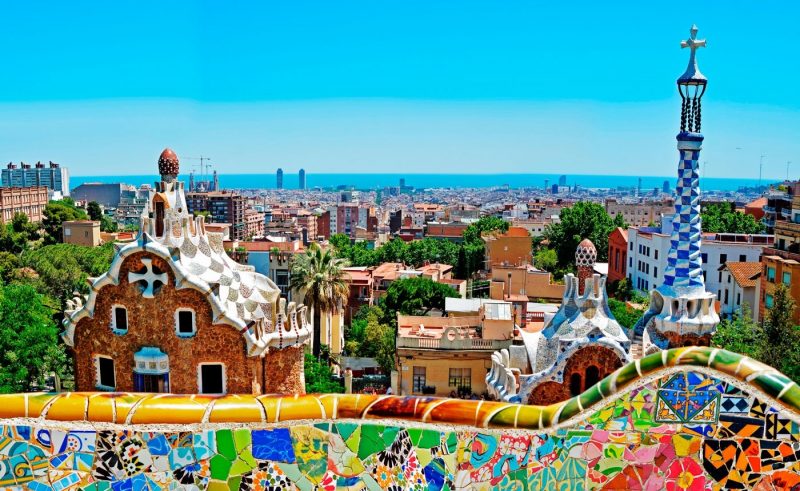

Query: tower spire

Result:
[633,25,719,353]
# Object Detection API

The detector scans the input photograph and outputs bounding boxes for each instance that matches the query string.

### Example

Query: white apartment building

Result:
[627,217,772,303]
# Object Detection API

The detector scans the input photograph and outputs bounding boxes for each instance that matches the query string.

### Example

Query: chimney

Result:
[575,239,597,295]
[35,161,44,169]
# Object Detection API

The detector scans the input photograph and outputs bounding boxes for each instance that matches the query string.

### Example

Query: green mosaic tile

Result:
[209,454,231,481]
[335,422,358,441]
[215,429,236,461]
[233,428,251,454]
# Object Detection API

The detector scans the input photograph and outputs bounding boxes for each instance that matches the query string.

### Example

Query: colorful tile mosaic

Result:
[1,348,800,489]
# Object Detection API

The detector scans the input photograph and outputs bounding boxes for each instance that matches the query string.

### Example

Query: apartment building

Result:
[761,182,800,324]
[0,186,49,222]
[2,161,70,197]
[718,262,761,322]
[186,191,246,240]
[627,220,772,302]
[395,302,514,397]
[604,198,674,227]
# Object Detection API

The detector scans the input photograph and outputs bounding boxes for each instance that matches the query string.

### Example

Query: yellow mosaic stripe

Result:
[0,347,798,429]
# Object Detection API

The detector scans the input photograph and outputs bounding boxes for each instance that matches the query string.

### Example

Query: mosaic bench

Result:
[2,347,800,490]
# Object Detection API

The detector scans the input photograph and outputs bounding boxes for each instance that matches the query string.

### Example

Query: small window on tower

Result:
[176,309,196,337]
[199,364,225,394]
[96,356,116,390]
[112,305,128,334]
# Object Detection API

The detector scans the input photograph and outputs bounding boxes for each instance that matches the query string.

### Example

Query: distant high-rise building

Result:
[663,180,670,193]
[213,170,219,192]
[400,178,406,189]
[2,161,70,197]
[277,168,284,189]
[299,169,306,190]
[558,175,567,186]
[544,179,550,192]
[637,177,642,197]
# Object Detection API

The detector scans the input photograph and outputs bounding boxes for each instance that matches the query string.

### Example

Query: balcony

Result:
[763,205,776,213]
[782,209,793,219]
[396,336,512,351]
[763,247,800,263]
[762,217,776,228]
[775,220,800,238]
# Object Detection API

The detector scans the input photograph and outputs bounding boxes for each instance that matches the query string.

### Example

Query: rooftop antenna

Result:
[759,154,766,188]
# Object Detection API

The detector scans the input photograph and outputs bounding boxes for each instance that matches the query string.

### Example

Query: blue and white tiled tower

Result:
[636,25,719,354]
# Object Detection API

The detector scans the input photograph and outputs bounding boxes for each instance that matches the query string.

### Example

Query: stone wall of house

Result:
[527,345,624,405]
[73,251,259,394]
[262,345,305,394]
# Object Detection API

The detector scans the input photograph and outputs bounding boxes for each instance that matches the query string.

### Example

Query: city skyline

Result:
[1,1,798,178]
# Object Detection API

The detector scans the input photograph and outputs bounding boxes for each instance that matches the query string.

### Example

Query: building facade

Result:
[62,148,310,395]
[2,161,70,196]
[63,220,102,247]
[396,303,514,397]
[718,262,761,322]
[71,183,128,208]
[607,227,628,285]
[186,191,247,240]
[760,185,800,323]
[0,186,48,222]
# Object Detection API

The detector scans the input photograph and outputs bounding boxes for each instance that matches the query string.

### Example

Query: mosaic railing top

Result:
[2,347,798,430]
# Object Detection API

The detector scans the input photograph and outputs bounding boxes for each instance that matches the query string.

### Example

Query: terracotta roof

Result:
[720,262,762,288]
[745,197,767,209]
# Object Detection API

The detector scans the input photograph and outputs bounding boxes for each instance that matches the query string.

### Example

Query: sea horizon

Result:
[68,172,767,193]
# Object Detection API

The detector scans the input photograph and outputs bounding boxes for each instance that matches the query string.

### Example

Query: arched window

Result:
[569,373,582,396]
[585,365,600,389]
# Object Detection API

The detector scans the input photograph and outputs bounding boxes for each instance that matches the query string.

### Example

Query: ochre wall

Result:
[397,353,491,396]
[73,252,259,394]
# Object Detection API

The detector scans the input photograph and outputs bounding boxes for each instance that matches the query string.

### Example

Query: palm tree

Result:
[290,243,350,357]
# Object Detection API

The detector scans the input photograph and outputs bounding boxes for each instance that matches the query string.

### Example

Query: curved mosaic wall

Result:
[2,347,800,489]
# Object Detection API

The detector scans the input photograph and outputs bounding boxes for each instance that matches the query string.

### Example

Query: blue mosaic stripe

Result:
[663,136,705,289]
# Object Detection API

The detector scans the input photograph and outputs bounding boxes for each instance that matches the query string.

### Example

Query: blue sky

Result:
[1,1,798,178]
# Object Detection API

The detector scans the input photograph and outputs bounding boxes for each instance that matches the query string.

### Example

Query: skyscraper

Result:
[276,168,283,189]
[299,169,306,190]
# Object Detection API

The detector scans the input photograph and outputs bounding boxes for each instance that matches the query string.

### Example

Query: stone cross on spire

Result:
[679,25,707,83]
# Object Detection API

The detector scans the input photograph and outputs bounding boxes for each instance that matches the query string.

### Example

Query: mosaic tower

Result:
[636,25,719,353]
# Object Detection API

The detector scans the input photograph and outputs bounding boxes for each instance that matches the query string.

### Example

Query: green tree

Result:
[462,216,509,243]
[0,283,69,392]
[363,317,396,374]
[291,243,350,356]
[87,201,103,221]
[608,298,645,330]
[21,243,115,307]
[42,199,88,244]
[0,252,21,284]
[701,202,766,234]
[534,248,557,272]
[383,277,459,317]
[542,202,617,268]
[0,213,43,254]
[304,353,344,393]
[763,284,800,380]
[614,278,634,301]
[711,304,764,359]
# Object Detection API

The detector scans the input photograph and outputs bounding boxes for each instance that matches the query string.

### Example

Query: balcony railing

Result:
[775,220,800,237]
[762,218,776,228]
[763,205,776,213]
[763,247,800,262]
[396,336,512,351]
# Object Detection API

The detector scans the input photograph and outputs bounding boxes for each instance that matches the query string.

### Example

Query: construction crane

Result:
[185,156,213,179]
